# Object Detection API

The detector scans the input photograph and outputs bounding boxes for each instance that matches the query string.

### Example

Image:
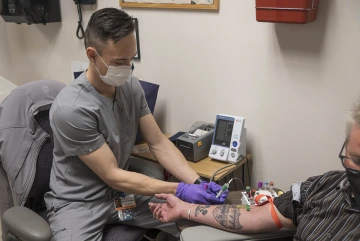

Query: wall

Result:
[0,17,12,80]
[2,0,360,190]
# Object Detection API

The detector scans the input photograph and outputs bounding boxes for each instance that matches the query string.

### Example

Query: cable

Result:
[228,177,244,190]
[112,87,117,111]
[210,163,235,183]
[231,172,236,190]
[76,4,85,40]
[246,156,251,185]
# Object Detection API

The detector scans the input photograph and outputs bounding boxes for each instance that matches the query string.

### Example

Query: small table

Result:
[131,141,252,182]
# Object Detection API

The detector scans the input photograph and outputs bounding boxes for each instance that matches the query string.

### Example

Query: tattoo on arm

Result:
[213,205,243,230]
[195,205,210,217]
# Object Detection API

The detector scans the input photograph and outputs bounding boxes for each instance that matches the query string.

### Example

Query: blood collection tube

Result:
[269,182,274,192]
[246,186,251,197]
[251,188,256,197]
[263,181,269,190]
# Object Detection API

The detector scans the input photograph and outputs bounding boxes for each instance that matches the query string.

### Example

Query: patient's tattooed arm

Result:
[183,203,287,233]
[195,205,210,217]
[212,205,243,230]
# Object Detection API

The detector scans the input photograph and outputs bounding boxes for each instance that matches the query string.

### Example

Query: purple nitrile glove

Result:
[175,181,228,205]
[206,181,229,202]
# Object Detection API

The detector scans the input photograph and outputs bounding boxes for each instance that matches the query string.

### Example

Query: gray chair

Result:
[1,81,164,241]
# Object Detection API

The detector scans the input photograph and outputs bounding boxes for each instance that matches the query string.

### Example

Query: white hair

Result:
[347,100,360,139]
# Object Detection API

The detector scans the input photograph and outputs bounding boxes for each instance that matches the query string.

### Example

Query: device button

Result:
[231,153,235,158]
[211,149,217,155]
[220,150,225,157]
[231,148,236,152]
[232,141,238,147]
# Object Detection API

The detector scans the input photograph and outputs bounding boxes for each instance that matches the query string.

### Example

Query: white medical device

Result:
[208,114,246,163]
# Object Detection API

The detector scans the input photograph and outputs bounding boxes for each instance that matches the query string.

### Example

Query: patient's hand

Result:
[149,194,189,222]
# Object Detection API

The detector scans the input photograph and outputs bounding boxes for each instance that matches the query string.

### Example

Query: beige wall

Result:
[0,17,12,81]
[1,0,360,190]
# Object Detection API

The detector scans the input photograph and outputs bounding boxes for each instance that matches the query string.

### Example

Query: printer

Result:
[176,122,214,162]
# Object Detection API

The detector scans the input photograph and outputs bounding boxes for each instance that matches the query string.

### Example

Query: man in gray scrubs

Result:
[45,8,228,241]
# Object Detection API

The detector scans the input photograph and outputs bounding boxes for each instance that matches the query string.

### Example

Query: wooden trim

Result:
[120,0,219,11]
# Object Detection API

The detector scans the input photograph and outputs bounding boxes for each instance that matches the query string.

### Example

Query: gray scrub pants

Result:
[47,193,179,241]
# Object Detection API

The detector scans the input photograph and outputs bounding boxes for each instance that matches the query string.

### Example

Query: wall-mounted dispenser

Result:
[0,0,61,24]
[256,0,320,24]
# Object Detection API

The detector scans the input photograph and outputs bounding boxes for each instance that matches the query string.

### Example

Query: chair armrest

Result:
[180,226,296,241]
[129,157,164,181]
[3,206,52,241]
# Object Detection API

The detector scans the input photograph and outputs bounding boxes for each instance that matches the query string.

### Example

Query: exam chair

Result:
[180,226,296,241]
[0,80,163,241]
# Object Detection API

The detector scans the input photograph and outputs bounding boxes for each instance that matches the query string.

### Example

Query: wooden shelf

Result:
[132,142,251,181]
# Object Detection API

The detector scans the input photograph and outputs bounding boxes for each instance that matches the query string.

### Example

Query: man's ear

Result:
[86,47,97,63]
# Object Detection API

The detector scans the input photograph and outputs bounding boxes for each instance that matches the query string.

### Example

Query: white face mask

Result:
[94,51,132,87]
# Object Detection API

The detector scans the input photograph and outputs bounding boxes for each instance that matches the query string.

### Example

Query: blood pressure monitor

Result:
[208,114,246,163]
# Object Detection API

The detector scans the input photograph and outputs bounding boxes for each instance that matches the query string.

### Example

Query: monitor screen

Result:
[214,119,234,147]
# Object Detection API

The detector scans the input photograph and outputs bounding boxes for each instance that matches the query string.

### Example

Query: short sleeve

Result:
[139,87,151,117]
[50,106,105,156]
[273,175,321,226]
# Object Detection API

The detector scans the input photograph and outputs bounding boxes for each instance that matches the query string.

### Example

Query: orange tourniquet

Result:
[254,194,283,229]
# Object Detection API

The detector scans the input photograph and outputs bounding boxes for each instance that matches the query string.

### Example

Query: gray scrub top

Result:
[45,72,151,209]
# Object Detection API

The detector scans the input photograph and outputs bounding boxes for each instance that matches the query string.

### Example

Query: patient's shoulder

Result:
[302,171,346,200]
[315,170,346,185]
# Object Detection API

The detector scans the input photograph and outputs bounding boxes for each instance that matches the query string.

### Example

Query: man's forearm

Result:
[149,136,200,183]
[107,168,178,196]
[179,203,280,234]
[79,142,179,196]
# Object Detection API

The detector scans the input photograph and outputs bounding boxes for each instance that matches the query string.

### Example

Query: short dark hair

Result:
[85,8,134,53]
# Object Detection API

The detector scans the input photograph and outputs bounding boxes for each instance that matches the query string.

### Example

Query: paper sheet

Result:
[193,129,208,136]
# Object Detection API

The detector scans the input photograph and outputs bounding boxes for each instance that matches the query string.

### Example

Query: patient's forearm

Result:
[180,204,280,234]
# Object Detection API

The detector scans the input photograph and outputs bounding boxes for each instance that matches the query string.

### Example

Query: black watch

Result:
[194,177,204,184]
